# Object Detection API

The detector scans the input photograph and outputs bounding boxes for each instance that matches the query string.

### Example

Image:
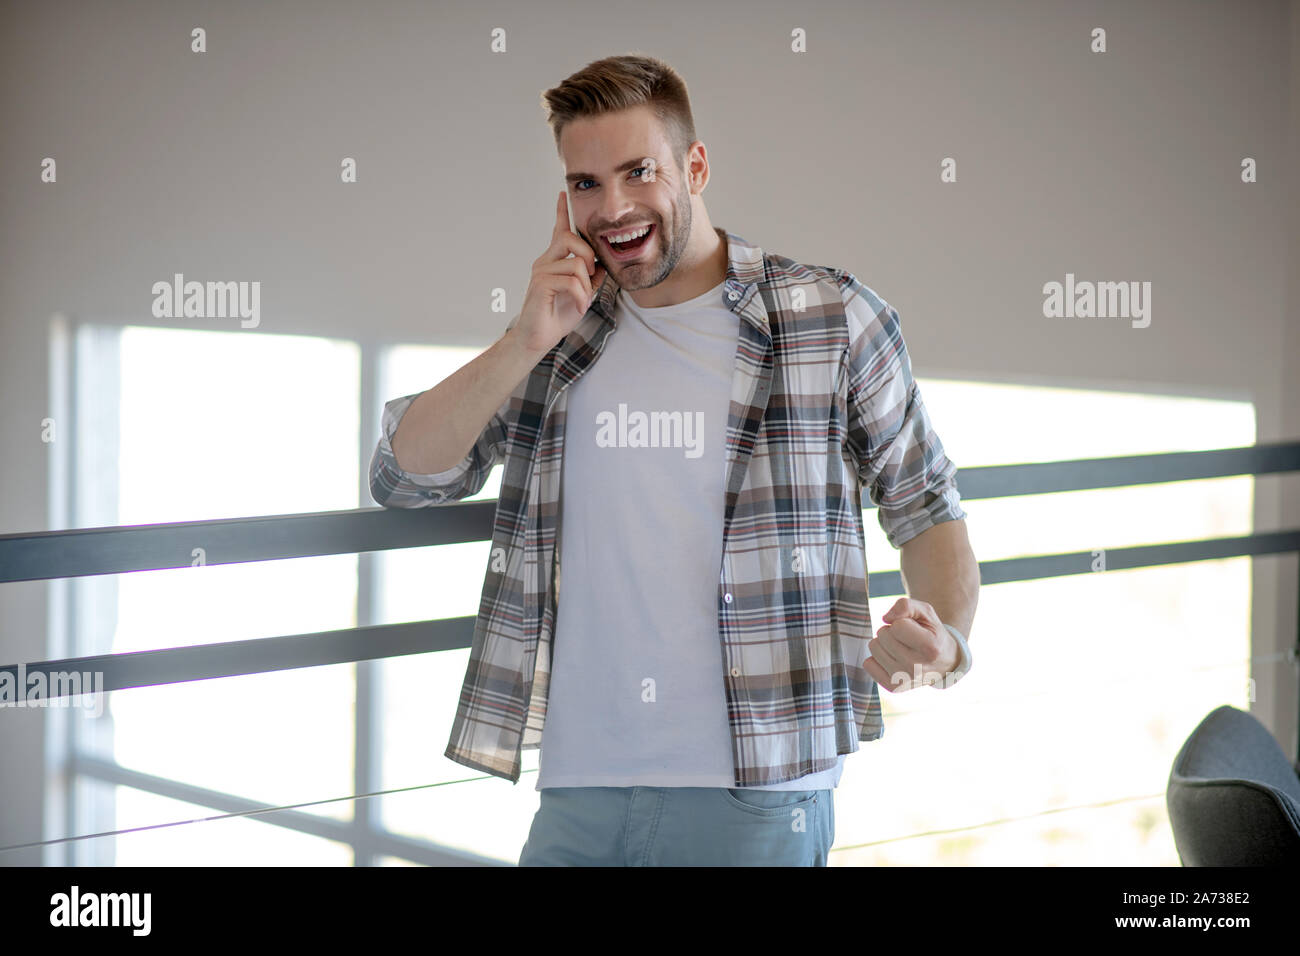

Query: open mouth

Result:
[601,223,655,261]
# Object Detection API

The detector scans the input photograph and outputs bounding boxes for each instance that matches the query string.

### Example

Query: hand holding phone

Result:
[510,190,608,355]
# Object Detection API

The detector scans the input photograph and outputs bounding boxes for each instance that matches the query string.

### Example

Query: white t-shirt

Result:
[535,279,845,791]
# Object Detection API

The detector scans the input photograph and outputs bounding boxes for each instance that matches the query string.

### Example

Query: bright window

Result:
[376,344,540,861]
[73,325,361,862]
[839,379,1256,865]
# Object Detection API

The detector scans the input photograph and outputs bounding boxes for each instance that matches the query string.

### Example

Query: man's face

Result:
[560,105,692,291]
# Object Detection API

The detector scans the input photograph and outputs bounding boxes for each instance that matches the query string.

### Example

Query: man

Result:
[369,53,980,866]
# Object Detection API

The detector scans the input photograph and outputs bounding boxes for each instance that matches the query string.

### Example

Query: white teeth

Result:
[606,225,651,244]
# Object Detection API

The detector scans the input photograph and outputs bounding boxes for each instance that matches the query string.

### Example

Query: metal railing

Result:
[3,440,1299,864]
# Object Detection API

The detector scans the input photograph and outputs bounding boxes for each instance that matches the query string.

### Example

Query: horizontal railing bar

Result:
[65,754,505,866]
[0,502,497,584]
[976,530,1300,585]
[954,441,1300,500]
[0,442,1295,584]
[6,530,1297,698]
[2,618,476,695]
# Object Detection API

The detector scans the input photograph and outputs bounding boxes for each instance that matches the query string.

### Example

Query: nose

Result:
[596,179,640,233]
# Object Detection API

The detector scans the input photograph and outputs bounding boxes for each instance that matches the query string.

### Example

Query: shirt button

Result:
[727,291,739,301]
[730,667,741,677]
[723,592,733,604]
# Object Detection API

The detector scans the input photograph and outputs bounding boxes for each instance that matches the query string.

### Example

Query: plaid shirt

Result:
[369,228,966,787]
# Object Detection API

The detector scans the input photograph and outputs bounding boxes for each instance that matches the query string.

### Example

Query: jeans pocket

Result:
[719,787,820,816]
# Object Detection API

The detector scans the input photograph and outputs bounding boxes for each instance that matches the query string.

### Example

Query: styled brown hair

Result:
[541,53,697,172]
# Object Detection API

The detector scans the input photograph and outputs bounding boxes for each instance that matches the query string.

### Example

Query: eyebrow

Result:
[564,156,655,184]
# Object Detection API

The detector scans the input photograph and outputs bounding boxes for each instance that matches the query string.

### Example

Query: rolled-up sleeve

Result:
[839,274,966,548]
[368,389,512,507]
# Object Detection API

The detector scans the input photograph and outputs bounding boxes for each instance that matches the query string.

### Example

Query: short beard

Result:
[611,181,692,291]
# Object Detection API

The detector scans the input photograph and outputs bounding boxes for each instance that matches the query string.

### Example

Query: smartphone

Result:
[566,188,604,271]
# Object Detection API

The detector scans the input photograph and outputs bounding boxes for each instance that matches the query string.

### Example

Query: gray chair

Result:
[1166,704,1300,865]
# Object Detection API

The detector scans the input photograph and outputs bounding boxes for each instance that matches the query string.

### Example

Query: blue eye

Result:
[574,167,651,192]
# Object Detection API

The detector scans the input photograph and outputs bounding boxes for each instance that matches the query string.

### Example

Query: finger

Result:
[867,634,909,682]
[548,231,597,275]
[553,189,570,239]
[565,274,593,313]
[537,256,594,301]
[540,272,594,315]
[881,596,938,627]
[861,657,891,689]
[877,628,946,685]
[880,654,930,691]
[536,229,596,273]
[882,628,941,682]
[877,619,939,655]
[862,657,911,692]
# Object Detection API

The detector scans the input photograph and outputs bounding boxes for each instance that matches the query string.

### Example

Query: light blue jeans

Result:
[517,786,835,866]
